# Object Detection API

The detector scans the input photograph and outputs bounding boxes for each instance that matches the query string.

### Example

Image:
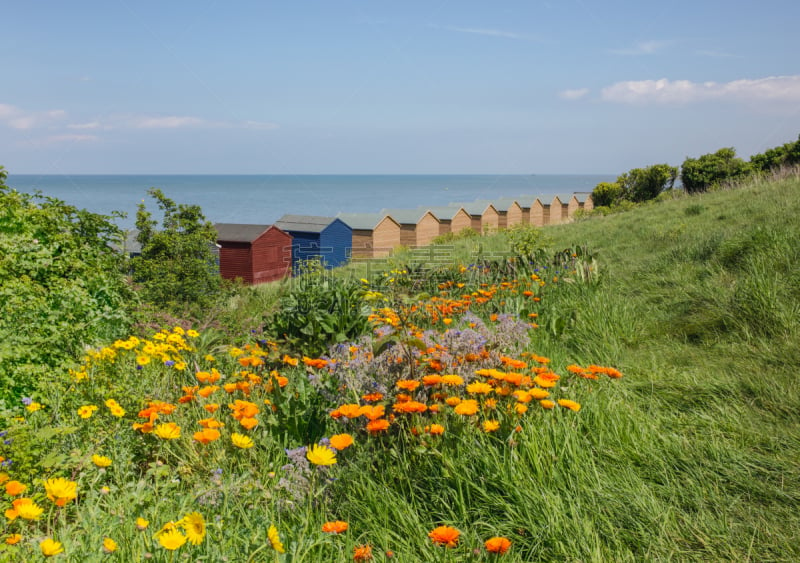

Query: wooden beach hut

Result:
[573,192,594,213]
[548,195,570,225]
[214,223,291,285]
[381,208,441,248]
[337,213,402,259]
[274,215,352,270]
[530,197,550,227]
[424,206,474,236]
[456,201,500,233]
[514,195,534,225]
[491,198,524,229]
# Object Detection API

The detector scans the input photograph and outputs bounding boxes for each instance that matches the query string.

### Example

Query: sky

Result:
[2,0,800,175]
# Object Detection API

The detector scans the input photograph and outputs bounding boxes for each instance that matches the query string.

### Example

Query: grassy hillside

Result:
[2,175,798,561]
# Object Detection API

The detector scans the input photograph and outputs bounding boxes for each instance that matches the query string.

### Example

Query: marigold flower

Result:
[5,533,21,545]
[540,400,555,409]
[158,528,187,550]
[329,434,354,450]
[91,454,112,468]
[422,374,443,386]
[361,392,383,402]
[530,388,550,400]
[485,536,512,554]
[392,401,427,414]
[557,399,581,412]
[239,417,259,430]
[360,405,385,421]
[7,498,43,520]
[102,537,118,553]
[77,405,98,419]
[366,418,390,434]
[483,420,500,433]
[454,399,479,416]
[40,538,64,557]
[154,423,181,440]
[441,374,464,386]
[306,444,337,466]
[353,544,373,561]
[321,520,349,534]
[515,403,528,415]
[193,428,221,445]
[426,423,445,435]
[428,525,460,548]
[44,477,77,506]
[231,433,254,449]
[396,379,420,392]
[5,480,26,496]
[467,382,493,395]
[204,403,220,414]
[182,512,206,545]
[268,524,285,553]
[136,517,149,530]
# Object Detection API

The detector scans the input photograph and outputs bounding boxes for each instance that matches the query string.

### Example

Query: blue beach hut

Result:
[274,215,352,270]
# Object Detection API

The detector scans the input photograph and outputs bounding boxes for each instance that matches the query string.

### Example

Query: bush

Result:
[680,147,752,194]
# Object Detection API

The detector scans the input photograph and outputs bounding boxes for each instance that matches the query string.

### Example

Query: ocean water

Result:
[6,174,613,230]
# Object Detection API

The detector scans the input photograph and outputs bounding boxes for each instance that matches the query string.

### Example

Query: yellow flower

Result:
[9,498,43,520]
[40,538,64,557]
[91,454,112,468]
[557,399,581,412]
[483,420,500,433]
[453,399,479,416]
[44,478,77,506]
[466,382,493,395]
[102,537,117,553]
[26,402,43,412]
[306,444,337,466]
[154,422,181,440]
[268,524,285,553]
[172,326,185,335]
[157,528,187,550]
[182,512,206,545]
[187,329,200,338]
[136,517,149,531]
[231,433,254,449]
[441,374,464,386]
[136,354,151,366]
[77,405,98,419]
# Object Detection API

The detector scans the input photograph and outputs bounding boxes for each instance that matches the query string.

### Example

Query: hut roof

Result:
[452,200,497,215]
[572,191,592,203]
[215,223,273,243]
[421,205,468,221]
[380,208,437,225]
[337,212,398,231]
[274,214,339,234]
[490,197,523,212]
[552,193,574,204]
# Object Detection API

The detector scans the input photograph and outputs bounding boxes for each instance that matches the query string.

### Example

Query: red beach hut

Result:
[214,223,292,285]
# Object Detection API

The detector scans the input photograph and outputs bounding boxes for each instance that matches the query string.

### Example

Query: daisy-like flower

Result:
[136,517,149,531]
[5,533,21,545]
[353,544,373,561]
[44,477,77,506]
[485,536,512,554]
[321,520,348,534]
[153,423,181,440]
[7,497,43,520]
[91,455,112,468]
[557,399,581,412]
[426,424,445,435]
[366,419,390,434]
[306,444,337,466]
[193,428,221,445]
[5,480,26,496]
[77,405,98,419]
[182,512,206,545]
[540,400,555,410]
[158,528,186,551]
[466,382,493,395]
[267,524,285,553]
[441,374,464,386]
[329,434,354,451]
[483,420,500,433]
[102,537,118,553]
[231,433,254,449]
[428,525,460,548]
[453,400,479,416]
[40,538,64,557]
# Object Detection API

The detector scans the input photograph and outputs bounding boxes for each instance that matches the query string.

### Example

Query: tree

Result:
[680,147,752,194]
[0,166,133,403]
[617,164,678,202]
[750,134,800,173]
[131,188,221,311]
[591,181,624,207]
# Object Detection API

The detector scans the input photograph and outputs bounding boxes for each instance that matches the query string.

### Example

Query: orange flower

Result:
[5,481,27,496]
[366,419,390,434]
[193,428,221,444]
[392,401,427,414]
[441,374,464,386]
[445,396,462,407]
[281,355,299,366]
[557,399,581,412]
[360,405,386,421]
[426,424,445,435]
[428,525,460,548]
[422,375,443,386]
[485,536,511,554]
[396,379,420,392]
[483,420,500,433]
[333,404,363,419]
[353,544,373,561]
[466,382,493,395]
[540,400,555,409]
[329,434,354,450]
[321,520,349,534]
[361,392,384,402]
[529,388,549,400]
[453,399,479,416]
[204,403,220,414]
[239,417,259,430]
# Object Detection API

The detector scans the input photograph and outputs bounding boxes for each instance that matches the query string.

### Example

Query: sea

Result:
[6,174,614,230]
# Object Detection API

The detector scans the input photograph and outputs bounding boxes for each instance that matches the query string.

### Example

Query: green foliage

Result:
[0,169,133,404]
[131,188,221,312]
[681,147,752,193]
[268,260,372,356]
[617,163,678,202]
[504,224,548,263]
[750,134,800,172]
[591,181,624,207]
[431,227,479,245]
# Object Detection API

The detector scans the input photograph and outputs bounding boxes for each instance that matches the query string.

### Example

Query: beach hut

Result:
[573,192,594,213]
[337,213,402,259]
[514,195,534,225]
[550,195,571,224]
[381,208,441,248]
[274,215,352,270]
[215,223,291,285]
[425,206,474,236]
[491,198,524,229]
[530,197,550,227]
[456,201,500,233]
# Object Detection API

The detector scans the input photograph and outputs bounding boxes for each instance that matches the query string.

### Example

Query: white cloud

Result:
[0,103,67,130]
[242,120,279,130]
[601,75,800,104]
[560,88,589,100]
[19,134,99,147]
[609,40,671,55]
[133,115,206,129]
[67,121,108,130]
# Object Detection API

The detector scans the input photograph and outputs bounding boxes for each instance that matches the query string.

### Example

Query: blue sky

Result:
[2,1,799,174]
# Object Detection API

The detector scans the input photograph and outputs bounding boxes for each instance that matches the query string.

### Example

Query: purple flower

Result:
[21,397,33,406]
